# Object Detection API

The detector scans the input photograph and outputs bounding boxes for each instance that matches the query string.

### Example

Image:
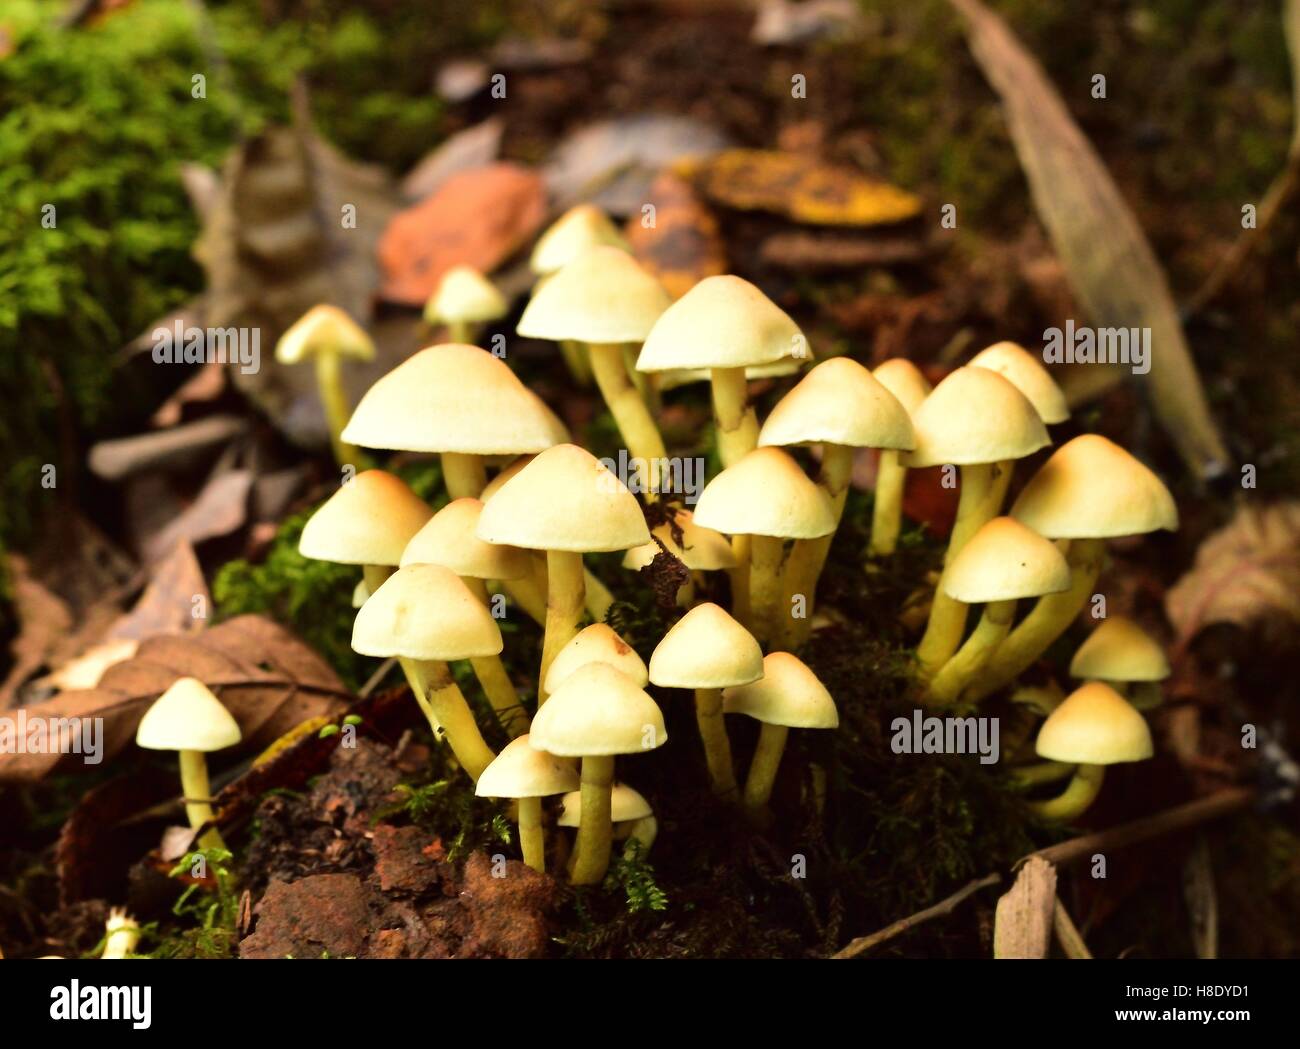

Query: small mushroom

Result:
[903,367,1051,676]
[649,602,763,796]
[531,204,631,277]
[135,677,242,852]
[476,444,650,700]
[924,517,1070,707]
[275,305,376,466]
[1028,681,1153,822]
[528,663,666,884]
[352,563,503,781]
[969,435,1178,701]
[342,343,567,499]
[1069,615,1171,711]
[967,341,1070,426]
[102,908,141,960]
[723,653,837,820]
[692,447,835,644]
[621,508,737,606]
[758,357,915,647]
[558,783,657,858]
[868,358,932,556]
[424,264,508,344]
[543,623,649,695]
[476,735,579,872]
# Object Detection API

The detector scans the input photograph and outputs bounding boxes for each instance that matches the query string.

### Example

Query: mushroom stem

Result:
[728,534,753,629]
[447,320,475,344]
[694,687,738,796]
[584,569,615,623]
[560,340,593,386]
[503,571,548,627]
[412,660,496,782]
[442,452,487,500]
[925,598,1016,708]
[743,722,790,816]
[622,815,658,858]
[1009,761,1077,788]
[1027,763,1105,822]
[710,366,758,467]
[397,657,445,736]
[779,442,855,648]
[967,538,1106,702]
[461,578,528,736]
[312,350,364,468]
[570,755,615,885]
[749,534,786,645]
[587,343,667,500]
[518,795,545,872]
[539,550,586,704]
[178,749,225,852]
[915,461,1003,675]
[868,448,908,556]
[1128,681,1163,711]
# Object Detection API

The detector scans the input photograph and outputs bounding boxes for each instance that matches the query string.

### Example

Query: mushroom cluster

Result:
[256,209,1183,885]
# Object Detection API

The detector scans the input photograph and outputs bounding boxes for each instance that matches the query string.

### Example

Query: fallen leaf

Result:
[948,0,1227,480]
[40,639,139,692]
[400,118,504,202]
[88,415,248,481]
[759,230,931,270]
[994,856,1057,958]
[377,163,546,306]
[142,468,253,565]
[752,0,863,46]
[686,149,922,226]
[0,556,74,708]
[104,541,209,642]
[150,361,227,427]
[1165,502,1300,649]
[625,171,727,299]
[0,615,350,783]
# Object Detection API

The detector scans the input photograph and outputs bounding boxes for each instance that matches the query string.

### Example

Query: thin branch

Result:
[831,872,1002,958]
[1053,896,1093,959]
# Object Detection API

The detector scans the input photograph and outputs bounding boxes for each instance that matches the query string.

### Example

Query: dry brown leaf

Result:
[948,0,1227,480]
[150,360,227,428]
[626,171,727,299]
[1165,502,1300,648]
[104,540,210,642]
[686,149,922,226]
[0,615,350,783]
[993,855,1057,958]
[142,468,253,565]
[377,163,546,306]
[0,556,74,708]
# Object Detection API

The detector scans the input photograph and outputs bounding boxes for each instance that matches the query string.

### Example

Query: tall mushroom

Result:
[401,498,533,736]
[341,343,567,500]
[969,435,1178,701]
[518,247,672,498]
[476,735,579,873]
[476,444,650,699]
[692,447,836,644]
[924,517,1070,708]
[528,662,666,884]
[723,653,838,819]
[868,358,932,556]
[905,367,1050,676]
[758,357,915,647]
[424,264,507,344]
[1069,615,1171,711]
[135,677,242,852]
[648,602,763,796]
[543,623,649,695]
[352,563,501,781]
[1027,681,1153,822]
[276,305,376,466]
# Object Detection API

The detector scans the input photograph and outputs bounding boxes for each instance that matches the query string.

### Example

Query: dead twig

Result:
[831,872,1001,958]
[1053,897,1093,959]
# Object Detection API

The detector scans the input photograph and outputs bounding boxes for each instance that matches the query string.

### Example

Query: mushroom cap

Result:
[636,274,806,372]
[351,563,503,660]
[557,782,652,827]
[1035,681,1154,764]
[622,509,737,571]
[529,662,667,757]
[872,358,932,415]
[476,443,651,553]
[275,305,375,364]
[941,517,1071,603]
[723,652,838,729]
[648,602,763,689]
[476,735,579,799]
[481,456,532,502]
[298,470,433,566]
[1010,435,1179,539]
[400,498,531,580]
[656,357,807,393]
[136,677,242,752]
[341,344,566,455]
[692,447,836,539]
[902,367,1050,468]
[543,624,649,694]
[424,264,508,325]
[758,357,916,451]
[967,341,1069,424]
[517,246,671,344]
[1069,616,1171,683]
[530,204,630,275]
